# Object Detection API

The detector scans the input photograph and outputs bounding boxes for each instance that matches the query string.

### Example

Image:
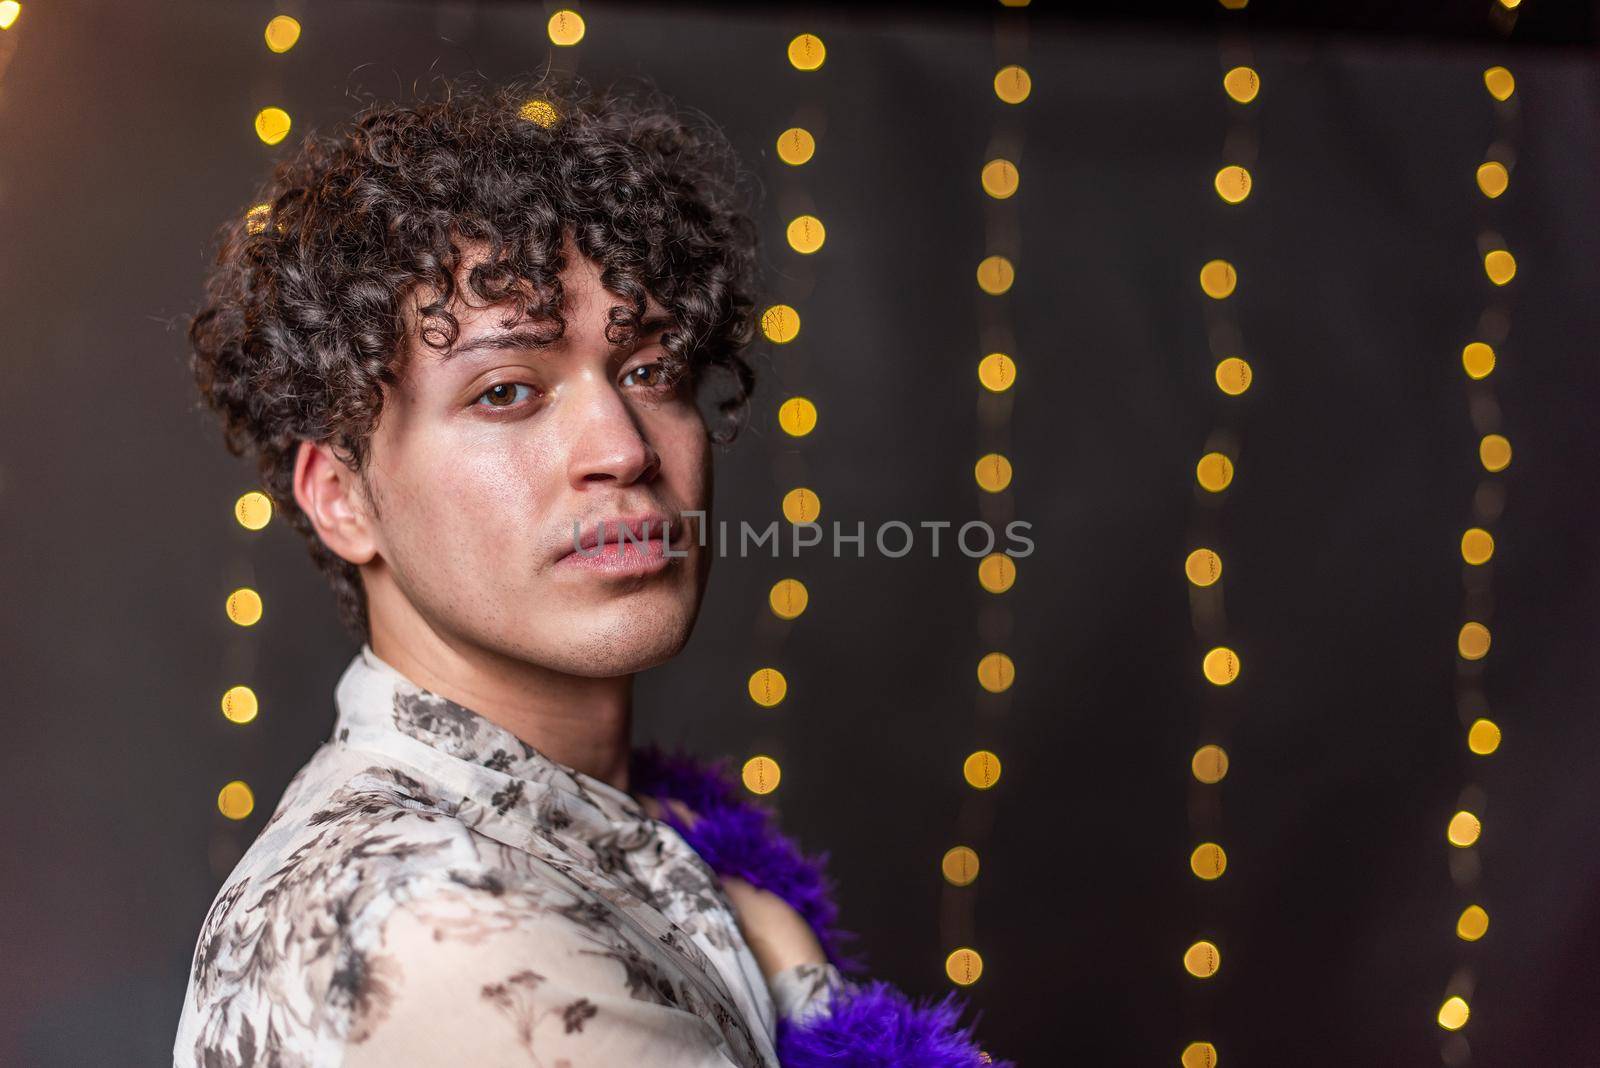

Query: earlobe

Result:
[292,440,379,566]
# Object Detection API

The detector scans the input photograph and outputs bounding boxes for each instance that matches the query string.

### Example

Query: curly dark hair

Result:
[188,73,763,642]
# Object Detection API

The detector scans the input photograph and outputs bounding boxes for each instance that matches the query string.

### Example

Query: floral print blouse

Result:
[174,643,845,1067]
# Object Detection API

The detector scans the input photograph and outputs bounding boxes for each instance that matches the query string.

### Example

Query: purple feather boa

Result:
[630,742,1011,1068]
[774,979,1013,1068]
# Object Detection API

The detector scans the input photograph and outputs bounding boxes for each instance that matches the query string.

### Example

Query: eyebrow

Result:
[441,314,676,363]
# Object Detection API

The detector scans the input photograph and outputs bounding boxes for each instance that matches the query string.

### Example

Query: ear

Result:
[292,440,379,566]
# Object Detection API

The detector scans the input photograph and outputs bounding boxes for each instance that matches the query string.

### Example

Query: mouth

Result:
[557,512,682,577]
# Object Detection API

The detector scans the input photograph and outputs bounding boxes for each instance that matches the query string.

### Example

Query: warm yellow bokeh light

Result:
[0,1,19,30]
[981,159,1020,199]
[946,947,984,985]
[244,203,272,235]
[1196,452,1235,493]
[1484,249,1517,286]
[255,107,292,146]
[781,487,820,524]
[761,304,801,343]
[788,33,825,71]
[1223,65,1259,103]
[1203,646,1240,686]
[235,491,273,530]
[221,685,259,725]
[1214,165,1252,204]
[776,127,816,166]
[218,780,255,820]
[786,214,826,254]
[1190,842,1227,880]
[547,9,585,46]
[1476,161,1509,198]
[1183,940,1221,978]
[1468,717,1502,756]
[1479,434,1512,472]
[942,846,980,886]
[978,552,1017,594]
[1181,1042,1220,1068]
[975,453,1013,493]
[1462,341,1496,379]
[226,587,263,627]
[1438,995,1471,1031]
[964,749,1002,788]
[1457,905,1490,942]
[1458,621,1492,660]
[264,14,300,53]
[1218,0,1248,9]
[1214,357,1252,396]
[1461,527,1495,565]
[1185,548,1223,588]
[768,578,809,620]
[1192,744,1230,784]
[1483,66,1515,101]
[976,652,1015,694]
[1447,810,1482,848]
[778,396,818,437]
[978,352,1017,392]
[1199,259,1237,299]
[743,755,781,794]
[747,667,787,708]
[519,99,559,127]
[994,65,1032,104]
[976,255,1015,295]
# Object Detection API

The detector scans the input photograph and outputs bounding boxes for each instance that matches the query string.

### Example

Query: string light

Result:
[776,127,816,165]
[962,749,1003,789]
[767,578,809,620]
[263,15,300,53]
[254,107,291,146]
[225,587,263,627]
[785,214,826,254]
[0,1,20,30]
[976,254,1015,295]
[760,303,801,343]
[746,667,787,708]
[1214,356,1252,395]
[787,33,825,71]
[741,756,781,794]
[234,491,273,529]
[977,352,1017,392]
[778,396,818,437]
[220,685,258,725]
[519,99,559,127]
[780,487,820,524]
[546,9,585,47]
[216,780,255,820]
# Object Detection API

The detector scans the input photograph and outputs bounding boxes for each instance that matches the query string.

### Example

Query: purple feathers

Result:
[630,740,868,975]
[630,742,1010,1067]
[774,979,1013,1068]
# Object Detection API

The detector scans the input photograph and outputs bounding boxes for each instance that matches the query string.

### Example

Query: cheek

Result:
[652,409,711,503]
[385,427,557,570]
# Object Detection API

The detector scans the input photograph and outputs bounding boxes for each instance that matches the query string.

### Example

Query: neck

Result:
[367,611,636,795]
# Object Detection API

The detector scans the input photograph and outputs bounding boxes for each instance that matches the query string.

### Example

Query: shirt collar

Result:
[332,641,652,839]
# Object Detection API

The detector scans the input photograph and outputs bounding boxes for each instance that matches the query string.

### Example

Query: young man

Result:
[176,76,1001,1067]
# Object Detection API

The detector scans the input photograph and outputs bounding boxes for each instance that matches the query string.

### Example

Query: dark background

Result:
[3,1,1599,1065]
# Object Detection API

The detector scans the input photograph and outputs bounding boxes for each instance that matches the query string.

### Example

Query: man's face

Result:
[356,238,713,677]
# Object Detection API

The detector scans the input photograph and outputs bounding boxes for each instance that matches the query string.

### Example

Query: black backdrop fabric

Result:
[2,2,1599,1065]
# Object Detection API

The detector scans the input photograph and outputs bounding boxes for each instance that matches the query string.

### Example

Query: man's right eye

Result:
[475,382,537,409]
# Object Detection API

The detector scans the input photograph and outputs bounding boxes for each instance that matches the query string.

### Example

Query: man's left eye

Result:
[623,362,676,390]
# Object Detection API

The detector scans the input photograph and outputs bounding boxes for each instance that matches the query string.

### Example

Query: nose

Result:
[563,374,661,488]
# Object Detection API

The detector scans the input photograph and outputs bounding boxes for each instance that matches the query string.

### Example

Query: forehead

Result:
[399,237,670,363]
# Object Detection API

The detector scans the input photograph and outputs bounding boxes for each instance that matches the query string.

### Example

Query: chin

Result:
[539,596,700,677]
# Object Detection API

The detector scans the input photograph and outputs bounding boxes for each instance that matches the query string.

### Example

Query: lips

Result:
[563,513,676,559]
